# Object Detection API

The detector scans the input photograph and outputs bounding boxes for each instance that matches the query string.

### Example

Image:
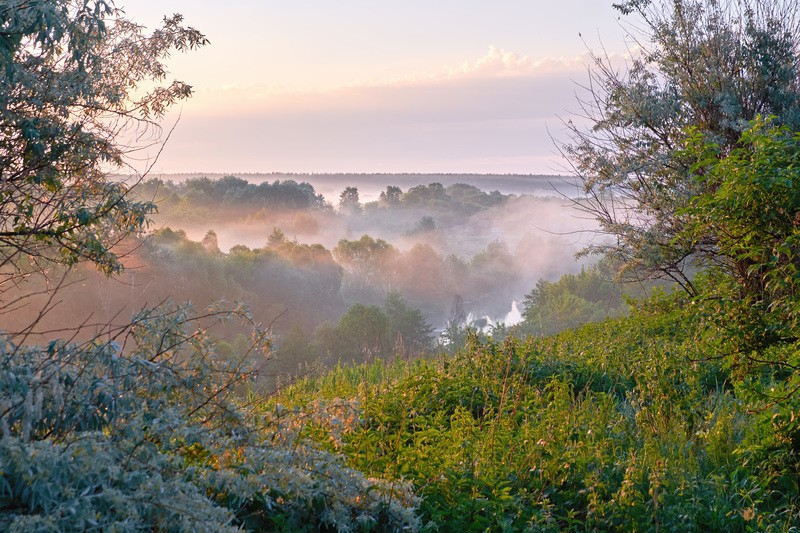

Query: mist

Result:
[143,173,597,324]
[5,173,600,376]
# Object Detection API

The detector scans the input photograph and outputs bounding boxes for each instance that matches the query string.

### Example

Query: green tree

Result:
[568,0,800,293]
[0,1,207,284]
[336,303,392,359]
[384,290,434,355]
[677,118,800,375]
[522,265,627,336]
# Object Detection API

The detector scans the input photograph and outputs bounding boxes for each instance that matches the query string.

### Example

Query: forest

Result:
[5,171,604,383]
[3,0,800,531]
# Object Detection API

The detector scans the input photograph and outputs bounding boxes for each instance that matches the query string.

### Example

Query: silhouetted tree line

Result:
[138,175,330,213]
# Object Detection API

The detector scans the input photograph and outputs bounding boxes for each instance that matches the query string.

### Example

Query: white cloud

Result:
[447,45,534,77]
[345,46,596,89]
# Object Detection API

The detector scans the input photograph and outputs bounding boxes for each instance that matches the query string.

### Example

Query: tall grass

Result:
[264,299,800,531]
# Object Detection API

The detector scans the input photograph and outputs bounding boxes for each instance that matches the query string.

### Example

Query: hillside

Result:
[268,289,800,530]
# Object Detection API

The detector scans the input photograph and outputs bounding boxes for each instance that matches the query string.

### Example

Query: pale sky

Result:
[123,1,633,175]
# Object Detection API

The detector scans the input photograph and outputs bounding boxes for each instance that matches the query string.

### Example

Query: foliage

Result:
[370,183,506,216]
[0,0,207,279]
[378,185,403,206]
[521,262,638,336]
[441,294,467,352]
[330,304,392,359]
[0,3,420,529]
[403,215,436,236]
[314,292,435,363]
[675,118,800,383]
[0,303,420,531]
[383,291,435,355]
[177,176,328,211]
[333,234,399,302]
[272,290,800,531]
[568,0,800,292]
[142,229,345,333]
[17,1,800,529]
[333,235,397,275]
[339,186,362,214]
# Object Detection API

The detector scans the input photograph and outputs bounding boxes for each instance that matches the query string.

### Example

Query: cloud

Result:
[344,46,597,89]
[184,46,595,116]
[446,46,538,78]
[149,46,613,174]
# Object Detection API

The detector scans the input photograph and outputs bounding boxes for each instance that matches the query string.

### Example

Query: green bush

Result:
[0,303,419,531]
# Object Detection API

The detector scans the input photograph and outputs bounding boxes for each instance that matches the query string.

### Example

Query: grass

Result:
[260,292,800,530]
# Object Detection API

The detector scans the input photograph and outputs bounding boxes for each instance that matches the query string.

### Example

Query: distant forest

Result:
[6,174,616,383]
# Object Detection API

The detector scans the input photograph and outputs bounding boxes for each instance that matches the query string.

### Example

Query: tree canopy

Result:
[0,1,208,282]
[569,0,800,293]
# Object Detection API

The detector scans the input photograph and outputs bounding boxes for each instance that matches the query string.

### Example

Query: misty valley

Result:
[6,173,616,383]
[9,0,800,531]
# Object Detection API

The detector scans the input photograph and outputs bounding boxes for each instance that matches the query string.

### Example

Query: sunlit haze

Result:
[124,1,632,175]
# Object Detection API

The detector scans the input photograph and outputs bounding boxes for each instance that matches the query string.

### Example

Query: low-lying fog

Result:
[7,174,601,365]
[146,174,597,326]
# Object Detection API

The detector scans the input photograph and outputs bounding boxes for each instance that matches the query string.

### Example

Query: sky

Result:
[124,1,634,175]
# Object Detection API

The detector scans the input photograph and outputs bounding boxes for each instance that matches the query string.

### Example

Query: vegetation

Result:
[517,257,666,337]
[313,291,435,365]
[268,1,800,530]
[272,290,800,530]
[0,1,418,530]
[568,0,800,292]
[520,264,628,336]
[6,0,800,531]
[0,0,205,281]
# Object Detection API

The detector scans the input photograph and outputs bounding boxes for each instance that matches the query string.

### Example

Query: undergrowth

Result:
[267,292,800,531]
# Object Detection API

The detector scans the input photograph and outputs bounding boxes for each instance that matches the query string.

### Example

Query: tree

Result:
[443,294,467,351]
[379,185,403,206]
[201,229,220,253]
[267,226,287,248]
[336,303,392,359]
[522,264,628,336]
[333,234,398,301]
[567,0,800,294]
[402,182,448,208]
[404,215,436,236]
[338,186,361,214]
[677,118,800,373]
[0,1,208,286]
[383,290,434,355]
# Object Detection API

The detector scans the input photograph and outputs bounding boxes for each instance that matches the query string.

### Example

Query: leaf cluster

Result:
[0,1,206,279]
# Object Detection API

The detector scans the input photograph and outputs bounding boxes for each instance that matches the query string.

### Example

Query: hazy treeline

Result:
[137,174,593,316]
[139,171,576,204]
[6,174,603,381]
